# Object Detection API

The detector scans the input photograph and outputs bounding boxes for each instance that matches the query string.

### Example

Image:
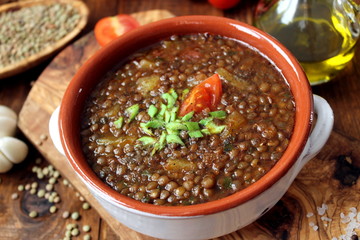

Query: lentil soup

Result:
[80,33,295,206]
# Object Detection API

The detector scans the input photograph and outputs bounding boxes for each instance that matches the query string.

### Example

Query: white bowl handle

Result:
[296,95,334,170]
[49,106,65,156]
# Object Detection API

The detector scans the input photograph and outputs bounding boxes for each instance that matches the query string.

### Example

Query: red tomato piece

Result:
[179,87,211,116]
[179,74,222,116]
[94,14,139,47]
[208,0,241,10]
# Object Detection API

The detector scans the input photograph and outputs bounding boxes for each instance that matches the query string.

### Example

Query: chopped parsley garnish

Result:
[126,89,228,154]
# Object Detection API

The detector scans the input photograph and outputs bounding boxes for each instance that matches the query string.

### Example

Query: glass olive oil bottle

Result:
[254,0,360,85]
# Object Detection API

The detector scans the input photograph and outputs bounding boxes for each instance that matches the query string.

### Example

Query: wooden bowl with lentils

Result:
[57,17,319,234]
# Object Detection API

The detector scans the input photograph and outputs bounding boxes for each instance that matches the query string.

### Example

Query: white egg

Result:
[0,105,17,120]
[0,151,13,173]
[0,136,28,164]
[0,116,17,137]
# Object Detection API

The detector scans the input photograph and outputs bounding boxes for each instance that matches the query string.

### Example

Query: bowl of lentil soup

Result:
[53,16,333,239]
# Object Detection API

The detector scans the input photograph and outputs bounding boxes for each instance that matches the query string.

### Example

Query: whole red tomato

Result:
[208,0,241,9]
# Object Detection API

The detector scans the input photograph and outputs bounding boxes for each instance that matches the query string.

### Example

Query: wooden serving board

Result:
[18,10,360,240]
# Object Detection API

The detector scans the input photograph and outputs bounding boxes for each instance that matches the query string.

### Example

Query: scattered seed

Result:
[49,205,57,213]
[48,195,54,203]
[71,211,80,220]
[45,192,50,199]
[65,230,72,237]
[40,134,48,141]
[54,196,61,203]
[18,185,24,191]
[32,166,38,172]
[82,202,90,210]
[83,234,91,240]
[45,183,54,191]
[29,211,38,218]
[64,236,71,240]
[75,192,80,197]
[30,188,36,195]
[62,211,70,219]
[11,193,19,200]
[37,189,45,198]
[66,223,74,230]
[82,225,91,232]
[63,179,69,186]
[79,196,85,202]
[31,182,38,189]
[71,228,80,237]
[35,140,42,146]
[42,168,49,175]
[37,172,44,179]
[25,184,31,191]
[49,177,56,184]
[53,170,60,179]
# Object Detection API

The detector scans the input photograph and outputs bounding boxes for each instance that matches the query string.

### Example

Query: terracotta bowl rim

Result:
[59,15,313,217]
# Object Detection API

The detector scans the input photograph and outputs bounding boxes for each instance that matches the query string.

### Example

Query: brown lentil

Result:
[81,33,295,205]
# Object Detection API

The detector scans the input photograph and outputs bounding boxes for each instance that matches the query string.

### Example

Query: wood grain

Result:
[16,9,360,240]
[0,0,89,79]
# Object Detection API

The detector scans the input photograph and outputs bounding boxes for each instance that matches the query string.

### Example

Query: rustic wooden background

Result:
[0,0,360,239]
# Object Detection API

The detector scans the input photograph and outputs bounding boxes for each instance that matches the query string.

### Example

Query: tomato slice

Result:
[94,14,139,47]
[179,74,222,116]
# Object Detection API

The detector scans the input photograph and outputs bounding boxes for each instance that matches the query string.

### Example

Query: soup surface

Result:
[81,33,295,206]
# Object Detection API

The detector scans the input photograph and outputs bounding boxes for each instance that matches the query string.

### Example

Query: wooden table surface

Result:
[1,0,360,240]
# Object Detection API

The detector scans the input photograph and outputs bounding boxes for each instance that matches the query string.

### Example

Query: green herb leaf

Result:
[140,122,153,136]
[199,117,213,125]
[223,176,232,189]
[148,105,158,118]
[166,134,185,145]
[181,111,194,121]
[210,110,227,119]
[201,128,211,135]
[169,88,178,100]
[185,122,200,131]
[138,136,157,145]
[166,122,187,131]
[125,104,140,123]
[144,120,164,128]
[188,130,203,138]
[152,132,167,155]
[113,117,124,129]
[164,110,171,123]
[162,92,176,108]
[181,88,190,100]
[157,104,167,120]
[205,121,226,134]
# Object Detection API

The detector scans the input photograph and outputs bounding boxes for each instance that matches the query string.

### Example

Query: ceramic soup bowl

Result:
[49,16,334,240]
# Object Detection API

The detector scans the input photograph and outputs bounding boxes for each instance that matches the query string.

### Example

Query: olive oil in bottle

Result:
[254,0,360,85]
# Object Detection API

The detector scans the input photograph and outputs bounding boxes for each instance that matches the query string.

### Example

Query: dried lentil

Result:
[71,211,80,220]
[0,3,81,68]
[49,205,57,213]
[29,211,38,218]
[11,193,19,200]
[82,225,91,232]
[84,234,92,240]
[62,211,70,219]
[82,202,90,210]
